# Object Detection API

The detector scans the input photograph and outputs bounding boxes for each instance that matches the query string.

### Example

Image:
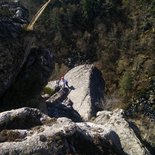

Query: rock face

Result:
[0,107,50,130]
[0,2,29,23]
[0,2,30,98]
[0,3,54,110]
[0,29,32,99]
[0,108,150,155]
[0,47,53,110]
[65,64,105,120]
[44,64,105,121]
[0,2,29,39]
[94,109,150,155]
[46,88,82,122]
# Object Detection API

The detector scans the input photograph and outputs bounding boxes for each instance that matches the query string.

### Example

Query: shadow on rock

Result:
[47,102,82,122]
[46,87,82,122]
[0,47,53,111]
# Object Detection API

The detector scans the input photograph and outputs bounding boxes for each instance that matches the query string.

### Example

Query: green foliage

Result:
[139,0,155,4]
[117,58,130,74]
[119,71,133,97]
[143,59,155,76]
[81,0,93,19]
[50,8,62,32]
[42,86,55,96]
[81,0,102,19]
[122,0,130,6]
[138,0,155,13]
[132,54,147,72]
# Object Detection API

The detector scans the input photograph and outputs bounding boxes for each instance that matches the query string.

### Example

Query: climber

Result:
[58,76,69,89]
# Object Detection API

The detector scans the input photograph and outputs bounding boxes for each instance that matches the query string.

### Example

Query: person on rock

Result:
[58,76,69,89]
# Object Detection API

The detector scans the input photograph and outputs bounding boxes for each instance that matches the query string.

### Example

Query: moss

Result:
[42,87,55,96]
[0,130,24,142]
[43,118,57,126]
[46,132,66,154]
[1,111,43,130]
[32,126,45,133]
[39,134,47,142]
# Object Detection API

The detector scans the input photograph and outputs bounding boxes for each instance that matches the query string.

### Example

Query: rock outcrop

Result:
[0,2,29,23]
[0,107,50,130]
[0,2,29,39]
[0,2,152,155]
[0,108,150,155]
[46,88,82,122]
[1,47,53,110]
[44,64,105,121]
[0,29,32,100]
[0,2,30,98]
[65,64,105,120]
[94,109,150,155]
[0,2,54,110]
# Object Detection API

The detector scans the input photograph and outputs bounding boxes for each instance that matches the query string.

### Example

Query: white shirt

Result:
[59,79,67,87]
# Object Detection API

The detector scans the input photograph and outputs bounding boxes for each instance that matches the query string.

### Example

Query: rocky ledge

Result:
[0,107,150,155]
[45,64,105,121]
[0,64,151,155]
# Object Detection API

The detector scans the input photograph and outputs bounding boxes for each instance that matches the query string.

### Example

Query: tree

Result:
[81,0,91,18]
[119,71,133,97]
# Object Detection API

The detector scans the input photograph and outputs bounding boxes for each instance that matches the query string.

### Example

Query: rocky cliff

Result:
[44,64,105,121]
[0,64,152,154]
[0,107,150,155]
[0,2,30,98]
[0,1,154,154]
[0,2,53,110]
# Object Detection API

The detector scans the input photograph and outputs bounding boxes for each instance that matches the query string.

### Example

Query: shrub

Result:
[117,58,129,74]
[81,0,93,19]
[119,71,133,98]
[42,86,55,96]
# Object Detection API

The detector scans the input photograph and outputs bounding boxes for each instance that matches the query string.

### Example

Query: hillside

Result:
[15,0,154,109]
[1,0,155,152]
